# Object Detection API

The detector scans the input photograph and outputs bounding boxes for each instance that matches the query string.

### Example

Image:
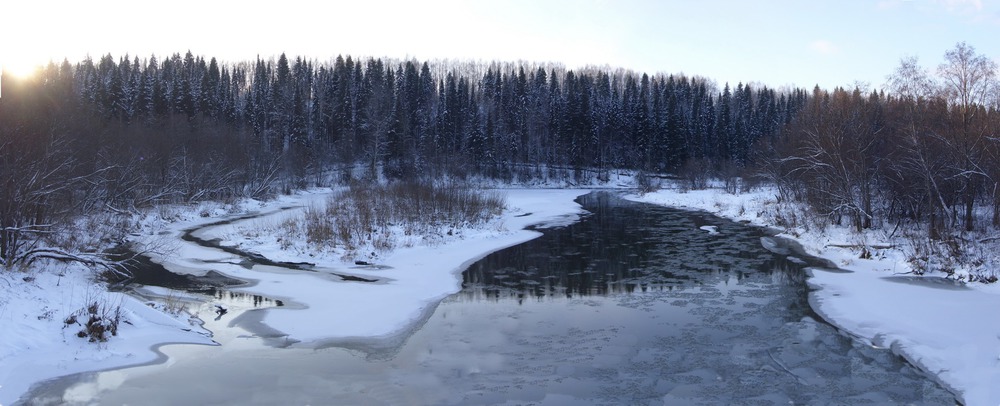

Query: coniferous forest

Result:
[2,43,999,278]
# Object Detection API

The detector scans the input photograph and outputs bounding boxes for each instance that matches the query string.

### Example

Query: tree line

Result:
[55,51,803,178]
[0,51,799,267]
[762,43,1000,279]
[2,43,997,277]
[767,43,999,232]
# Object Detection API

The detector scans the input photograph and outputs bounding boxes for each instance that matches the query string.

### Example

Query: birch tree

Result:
[937,42,998,231]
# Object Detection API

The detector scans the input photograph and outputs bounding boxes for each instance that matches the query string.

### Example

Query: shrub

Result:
[679,158,712,191]
[304,204,334,246]
[72,300,122,343]
[635,172,661,195]
[300,181,506,259]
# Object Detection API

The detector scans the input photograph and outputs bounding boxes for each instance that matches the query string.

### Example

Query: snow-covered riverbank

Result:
[6,182,998,405]
[0,187,592,405]
[0,265,215,405]
[132,188,592,346]
[626,187,1000,406]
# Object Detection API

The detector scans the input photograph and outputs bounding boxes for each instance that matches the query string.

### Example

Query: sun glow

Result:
[1,60,43,81]
[0,58,46,98]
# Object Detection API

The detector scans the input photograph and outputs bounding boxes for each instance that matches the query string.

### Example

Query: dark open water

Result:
[23,192,954,405]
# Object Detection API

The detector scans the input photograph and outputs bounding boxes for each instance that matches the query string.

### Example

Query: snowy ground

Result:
[626,185,1000,406]
[131,188,593,345]
[5,177,998,405]
[0,264,215,405]
[0,187,592,404]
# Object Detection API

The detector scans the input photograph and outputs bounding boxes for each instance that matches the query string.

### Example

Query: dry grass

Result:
[303,181,506,258]
[67,298,123,343]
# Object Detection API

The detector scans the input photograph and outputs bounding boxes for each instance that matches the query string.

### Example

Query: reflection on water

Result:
[207,289,285,308]
[444,192,953,404]
[109,241,285,312]
[25,192,955,405]
[464,193,810,307]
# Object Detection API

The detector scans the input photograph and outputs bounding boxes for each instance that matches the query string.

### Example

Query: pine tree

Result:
[716,83,734,162]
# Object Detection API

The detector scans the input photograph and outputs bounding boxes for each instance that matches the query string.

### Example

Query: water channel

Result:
[24,192,955,405]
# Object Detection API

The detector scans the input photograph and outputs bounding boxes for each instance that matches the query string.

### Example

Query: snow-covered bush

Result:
[634,172,661,195]
[67,300,123,343]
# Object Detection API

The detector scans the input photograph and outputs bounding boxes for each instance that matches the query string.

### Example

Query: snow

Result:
[0,265,215,405]
[627,186,1000,406]
[5,180,999,405]
[699,225,719,235]
[128,188,591,345]
[0,187,591,404]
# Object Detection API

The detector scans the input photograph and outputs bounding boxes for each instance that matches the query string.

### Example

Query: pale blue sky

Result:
[2,0,997,91]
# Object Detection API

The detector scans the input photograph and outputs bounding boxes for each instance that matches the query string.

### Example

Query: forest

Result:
[1,42,998,279]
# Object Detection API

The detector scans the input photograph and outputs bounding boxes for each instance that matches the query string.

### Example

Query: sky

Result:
[1,0,998,91]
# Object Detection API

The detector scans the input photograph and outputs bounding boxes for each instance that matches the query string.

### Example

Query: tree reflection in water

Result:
[462,192,809,302]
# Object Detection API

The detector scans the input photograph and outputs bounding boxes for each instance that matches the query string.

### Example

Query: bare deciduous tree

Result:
[937,42,998,231]
[886,56,937,101]
[782,87,885,232]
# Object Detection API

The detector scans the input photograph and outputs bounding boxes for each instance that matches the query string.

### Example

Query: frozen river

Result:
[25,192,955,405]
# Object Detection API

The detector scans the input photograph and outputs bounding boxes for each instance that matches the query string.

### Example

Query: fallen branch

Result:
[22,248,133,279]
[825,244,896,250]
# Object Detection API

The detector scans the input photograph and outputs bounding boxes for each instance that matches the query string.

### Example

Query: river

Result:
[24,192,955,405]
